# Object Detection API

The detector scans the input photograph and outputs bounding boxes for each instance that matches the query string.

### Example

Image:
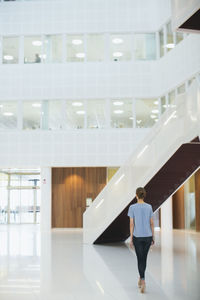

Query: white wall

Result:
[0,128,149,168]
[0,0,171,34]
[40,167,51,230]
[156,34,200,95]
[0,0,199,170]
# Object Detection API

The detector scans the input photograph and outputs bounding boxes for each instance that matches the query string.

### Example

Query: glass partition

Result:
[43,35,62,63]
[159,29,164,58]
[3,36,19,64]
[87,34,104,61]
[166,22,174,52]
[65,100,85,129]
[176,32,184,44]
[0,101,17,129]
[24,36,42,63]
[87,99,106,128]
[177,84,185,94]
[161,96,167,114]
[168,90,176,108]
[23,101,41,130]
[110,34,131,61]
[188,77,196,86]
[134,33,156,60]
[66,35,85,62]
[41,100,63,130]
[184,174,196,230]
[136,98,159,128]
[110,99,133,128]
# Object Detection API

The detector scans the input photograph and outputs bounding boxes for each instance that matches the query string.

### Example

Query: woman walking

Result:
[128,187,154,293]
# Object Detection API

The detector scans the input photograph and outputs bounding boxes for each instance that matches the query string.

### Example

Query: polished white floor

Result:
[0,226,200,300]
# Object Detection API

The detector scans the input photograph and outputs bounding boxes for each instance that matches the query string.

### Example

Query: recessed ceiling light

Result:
[154,100,159,105]
[151,109,159,114]
[72,39,83,45]
[76,53,85,58]
[76,110,85,115]
[166,43,175,49]
[114,110,124,114]
[32,103,41,108]
[72,102,83,107]
[150,114,156,119]
[112,38,123,44]
[113,101,123,106]
[32,41,42,46]
[113,52,123,57]
[3,112,13,116]
[4,55,14,61]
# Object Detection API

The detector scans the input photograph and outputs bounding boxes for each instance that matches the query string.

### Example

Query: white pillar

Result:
[161,197,173,289]
[40,167,52,231]
[161,196,172,231]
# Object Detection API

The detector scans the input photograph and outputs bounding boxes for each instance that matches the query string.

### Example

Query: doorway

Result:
[0,169,40,224]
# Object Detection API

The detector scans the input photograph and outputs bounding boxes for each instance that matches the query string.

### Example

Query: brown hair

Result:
[136,187,146,199]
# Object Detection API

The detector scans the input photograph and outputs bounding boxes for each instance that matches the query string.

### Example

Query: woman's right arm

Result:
[129,217,134,248]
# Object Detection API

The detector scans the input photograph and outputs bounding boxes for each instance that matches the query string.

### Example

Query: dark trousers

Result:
[133,236,152,280]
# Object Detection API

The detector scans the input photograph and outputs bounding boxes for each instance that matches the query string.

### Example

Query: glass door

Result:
[0,170,40,224]
[0,172,8,224]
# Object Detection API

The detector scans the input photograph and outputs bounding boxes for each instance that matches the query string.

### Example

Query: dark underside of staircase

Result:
[94,141,200,244]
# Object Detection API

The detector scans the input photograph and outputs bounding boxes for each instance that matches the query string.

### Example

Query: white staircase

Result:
[83,81,200,244]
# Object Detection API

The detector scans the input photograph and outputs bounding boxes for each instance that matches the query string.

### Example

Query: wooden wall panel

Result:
[195,169,200,232]
[172,186,185,229]
[52,167,106,228]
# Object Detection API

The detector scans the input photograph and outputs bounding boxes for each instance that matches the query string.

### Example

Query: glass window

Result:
[66,35,85,62]
[161,96,167,114]
[87,34,104,62]
[41,100,63,130]
[176,32,184,44]
[166,22,174,52]
[0,102,17,129]
[3,37,19,64]
[110,34,131,61]
[177,84,185,94]
[159,29,164,58]
[134,33,156,60]
[87,99,106,129]
[43,35,62,63]
[23,101,41,130]
[24,36,42,64]
[65,100,85,129]
[110,99,133,128]
[136,98,159,128]
[168,90,176,108]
